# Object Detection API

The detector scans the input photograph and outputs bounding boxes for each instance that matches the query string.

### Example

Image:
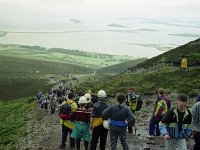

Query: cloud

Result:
[0,0,200,22]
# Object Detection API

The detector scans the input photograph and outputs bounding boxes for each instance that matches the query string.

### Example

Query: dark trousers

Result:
[61,125,75,148]
[76,138,88,150]
[110,128,129,150]
[128,123,133,133]
[193,131,200,150]
[149,116,160,136]
[90,125,108,150]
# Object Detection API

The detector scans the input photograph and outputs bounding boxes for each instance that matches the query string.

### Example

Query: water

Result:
[0,17,199,58]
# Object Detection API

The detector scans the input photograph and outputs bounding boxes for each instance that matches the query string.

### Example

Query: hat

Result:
[78,96,88,104]
[84,93,91,102]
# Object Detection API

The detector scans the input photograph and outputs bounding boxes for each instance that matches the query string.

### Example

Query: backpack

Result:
[59,102,72,120]
[135,96,143,111]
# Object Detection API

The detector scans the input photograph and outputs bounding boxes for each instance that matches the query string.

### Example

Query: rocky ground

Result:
[17,99,195,150]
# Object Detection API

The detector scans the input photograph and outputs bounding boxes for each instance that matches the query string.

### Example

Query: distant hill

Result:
[96,58,147,74]
[78,38,200,97]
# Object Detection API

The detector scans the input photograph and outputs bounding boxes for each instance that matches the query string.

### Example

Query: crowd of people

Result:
[35,87,200,150]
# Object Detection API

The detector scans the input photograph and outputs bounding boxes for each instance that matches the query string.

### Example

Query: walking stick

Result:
[186,130,196,141]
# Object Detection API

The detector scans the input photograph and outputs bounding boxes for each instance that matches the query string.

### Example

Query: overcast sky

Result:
[0,0,200,25]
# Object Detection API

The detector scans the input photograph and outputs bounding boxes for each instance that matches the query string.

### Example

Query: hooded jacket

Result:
[159,107,192,139]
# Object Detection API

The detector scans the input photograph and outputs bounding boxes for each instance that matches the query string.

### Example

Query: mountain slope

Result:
[128,38,200,72]
[0,54,91,77]
[0,55,91,100]
[78,38,200,97]
[96,58,147,74]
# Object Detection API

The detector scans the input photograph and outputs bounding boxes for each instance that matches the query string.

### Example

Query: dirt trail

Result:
[17,109,150,150]
[17,101,194,150]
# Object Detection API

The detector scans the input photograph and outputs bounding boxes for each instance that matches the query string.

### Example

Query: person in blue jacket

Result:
[159,93,192,150]
[102,93,135,150]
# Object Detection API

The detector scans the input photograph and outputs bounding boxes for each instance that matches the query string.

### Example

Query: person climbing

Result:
[126,87,142,133]
[102,93,135,150]
[59,92,78,149]
[149,88,171,136]
[190,94,200,150]
[70,96,91,150]
[90,90,109,150]
[43,98,50,112]
[159,93,192,150]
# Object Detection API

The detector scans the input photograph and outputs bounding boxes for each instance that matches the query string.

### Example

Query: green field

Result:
[0,31,7,37]
[0,44,135,69]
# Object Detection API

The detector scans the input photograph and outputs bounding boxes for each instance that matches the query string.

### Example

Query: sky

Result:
[0,0,200,25]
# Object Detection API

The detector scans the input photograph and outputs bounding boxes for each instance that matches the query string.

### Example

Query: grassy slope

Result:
[0,55,91,100]
[0,55,91,76]
[96,58,147,74]
[0,98,42,149]
[0,44,135,69]
[128,38,200,71]
[78,38,200,97]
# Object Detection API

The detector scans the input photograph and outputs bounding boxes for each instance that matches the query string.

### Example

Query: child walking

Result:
[70,96,91,150]
[102,93,135,150]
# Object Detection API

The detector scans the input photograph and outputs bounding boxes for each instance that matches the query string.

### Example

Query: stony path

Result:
[17,106,194,150]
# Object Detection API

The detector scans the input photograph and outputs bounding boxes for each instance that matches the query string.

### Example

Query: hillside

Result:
[0,55,91,77]
[128,38,200,71]
[0,44,135,69]
[96,58,147,74]
[0,44,136,100]
[77,38,200,97]
[0,55,92,100]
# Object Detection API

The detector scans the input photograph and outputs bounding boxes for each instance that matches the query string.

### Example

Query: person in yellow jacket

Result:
[90,90,109,150]
[60,92,78,149]
[181,58,187,69]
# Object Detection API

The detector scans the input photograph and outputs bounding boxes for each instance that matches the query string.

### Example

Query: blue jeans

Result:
[60,125,75,148]
[110,128,129,150]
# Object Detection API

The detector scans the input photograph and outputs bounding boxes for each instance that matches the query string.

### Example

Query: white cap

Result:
[97,90,106,98]
[84,93,91,102]
[78,96,88,104]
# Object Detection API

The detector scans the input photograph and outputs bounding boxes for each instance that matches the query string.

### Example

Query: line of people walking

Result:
[37,87,200,150]
[59,89,136,150]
